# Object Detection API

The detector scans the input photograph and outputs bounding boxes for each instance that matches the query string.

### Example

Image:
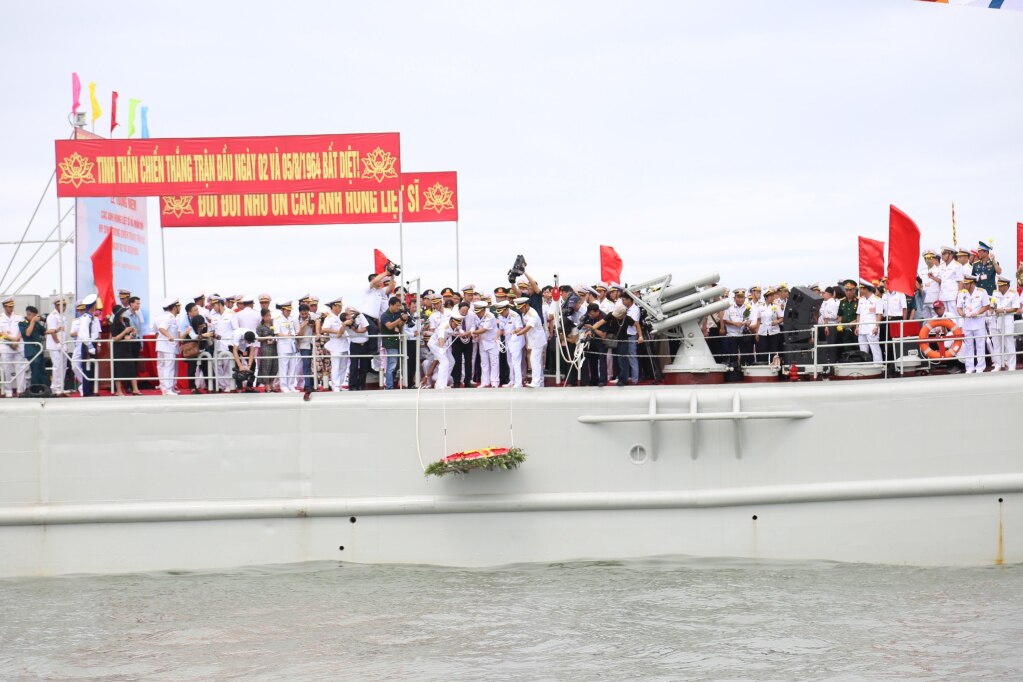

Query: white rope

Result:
[414,380,427,472]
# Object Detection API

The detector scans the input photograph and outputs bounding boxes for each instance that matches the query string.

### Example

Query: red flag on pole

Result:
[1016,222,1022,273]
[599,245,623,284]
[858,236,885,284]
[90,230,115,312]
[110,91,119,135]
[374,249,390,274]
[886,205,921,296]
[71,72,81,115]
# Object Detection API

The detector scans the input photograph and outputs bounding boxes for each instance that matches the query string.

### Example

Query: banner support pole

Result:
[455,220,460,290]
[56,194,64,311]
[398,184,406,387]
[160,224,167,297]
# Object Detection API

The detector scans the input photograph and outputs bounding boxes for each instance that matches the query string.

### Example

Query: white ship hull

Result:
[2,374,1020,576]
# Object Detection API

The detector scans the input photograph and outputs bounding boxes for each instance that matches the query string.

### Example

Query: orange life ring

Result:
[917,319,964,359]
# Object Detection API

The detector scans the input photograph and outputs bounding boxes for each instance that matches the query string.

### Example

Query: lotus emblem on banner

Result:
[162,196,194,218]
[57,152,96,188]
[361,147,398,184]
[422,182,455,213]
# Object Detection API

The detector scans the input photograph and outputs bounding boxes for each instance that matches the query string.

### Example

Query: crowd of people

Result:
[0,245,1019,398]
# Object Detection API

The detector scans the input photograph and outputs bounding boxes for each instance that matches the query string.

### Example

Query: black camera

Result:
[386,261,401,277]
[233,369,255,383]
[507,254,526,285]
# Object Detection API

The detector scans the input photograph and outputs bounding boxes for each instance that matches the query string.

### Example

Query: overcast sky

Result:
[0,0,1020,305]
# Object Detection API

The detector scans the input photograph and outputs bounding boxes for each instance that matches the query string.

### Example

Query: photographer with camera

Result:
[577,303,608,386]
[379,296,407,390]
[345,306,372,390]
[507,255,544,317]
[296,303,316,392]
[229,327,259,392]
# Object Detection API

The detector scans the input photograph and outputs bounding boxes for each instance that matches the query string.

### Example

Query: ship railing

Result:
[0,341,46,396]
[62,332,419,394]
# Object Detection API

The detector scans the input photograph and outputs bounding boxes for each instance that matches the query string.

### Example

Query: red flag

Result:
[858,236,885,284]
[71,72,81,115]
[599,245,623,284]
[1016,222,1022,273]
[110,91,119,134]
[374,249,390,274]
[887,205,921,296]
[90,230,115,312]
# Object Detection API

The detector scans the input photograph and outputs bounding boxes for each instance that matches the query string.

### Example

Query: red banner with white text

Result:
[402,171,458,222]
[55,133,401,198]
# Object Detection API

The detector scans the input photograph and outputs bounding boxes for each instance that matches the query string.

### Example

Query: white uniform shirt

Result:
[961,288,989,330]
[45,309,66,351]
[625,304,640,337]
[346,312,370,344]
[993,288,1021,316]
[498,311,525,349]
[520,307,547,348]
[924,265,941,303]
[273,314,299,353]
[759,303,781,336]
[231,327,256,352]
[880,291,907,318]
[856,296,879,336]
[210,309,236,351]
[321,313,351,354]
[818,298,839,325]
[938,260,963,301]
[476,312,499,350]
[358,286,389,321]
[155,311,180,353]
[723,303,747,337]
[234,307,261,332]
[0,311,22,350]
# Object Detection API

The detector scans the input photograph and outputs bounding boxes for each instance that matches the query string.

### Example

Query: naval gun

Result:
[624,272,729,384]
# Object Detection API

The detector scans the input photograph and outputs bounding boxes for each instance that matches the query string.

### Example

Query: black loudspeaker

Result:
[783,286,823,331]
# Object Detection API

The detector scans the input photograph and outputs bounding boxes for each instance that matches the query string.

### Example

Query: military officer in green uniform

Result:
[836,279,859,359]
[971,240,1001,295]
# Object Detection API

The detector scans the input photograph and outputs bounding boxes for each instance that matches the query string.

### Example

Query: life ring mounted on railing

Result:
[917,318,964,359]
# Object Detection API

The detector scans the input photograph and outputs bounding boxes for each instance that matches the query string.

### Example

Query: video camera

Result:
[507,254,526,285]
[385,260,401,277]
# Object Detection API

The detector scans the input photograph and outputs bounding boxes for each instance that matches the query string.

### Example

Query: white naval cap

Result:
[240,294,255,303]
[161,296,179,309]
[277,299,293,309]
[513,297,530,306]
[193,292,206,300]
[472,301,488,309]
[461,283,476,293]
[449,311,464,321]
[1,295,14,305]
[940,245,955,253]
[327,297,344,306]
[82,293,98,307]
[495,301,510,309]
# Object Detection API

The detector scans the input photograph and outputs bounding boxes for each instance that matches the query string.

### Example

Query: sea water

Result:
[1,558,1021,681]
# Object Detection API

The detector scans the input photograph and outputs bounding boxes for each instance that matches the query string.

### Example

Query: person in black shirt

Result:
[18,306,47,388]
[577,303,608,386]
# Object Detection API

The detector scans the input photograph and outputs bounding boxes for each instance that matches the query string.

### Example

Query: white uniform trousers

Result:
[71,344,84,384]
[330,352,350,391]
[49,348,67,394]
[213,344,233,391]
[962,326,984,373]
[506,343,523,387]
[157,350,178,394]
[527,344,545,387]
[435,346,454,389]
[857,334,881,363]
[277,350,300,391]
[992,316,1016,371]
[0,350,17,396]
[479,346,499,387]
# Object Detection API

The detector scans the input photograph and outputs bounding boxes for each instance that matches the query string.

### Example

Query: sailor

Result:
[76,295,102,397]
[878,279,907,362]
[471,301,500,387]
[991,276,1019,372]
[854,282,882,363]
[514,296,547,388]
[450,301,475,388]
[721,289,749,366]
[234,294,261,332]
[920,249,940,319]
[208,295,235,392]
[492,287,511,385]
[321,298,350,391]
[973,241,1001,294]
[432,311,463,390]
[0,295,24,397]
[957,273,990,373]
[273,301,300,392]
[45,296,69,396]
[495,301,524,388]
[118,288,131,309]
[931,246,964,314]
[258,294,274,321]
[155,297,181,395]
[756,286,783,363]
